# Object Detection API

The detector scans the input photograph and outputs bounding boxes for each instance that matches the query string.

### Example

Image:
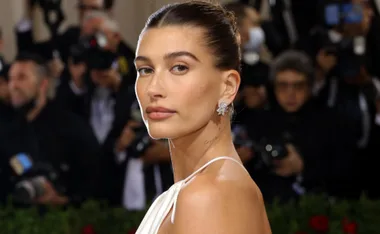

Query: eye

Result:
[137,67,154,76]
[171,65,188,75]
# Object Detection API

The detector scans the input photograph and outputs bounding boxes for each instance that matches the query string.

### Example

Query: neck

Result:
[168,116,238,182]
[26,102,45,122]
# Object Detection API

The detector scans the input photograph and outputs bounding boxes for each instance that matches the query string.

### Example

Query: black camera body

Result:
[126,101,154,158]
[321,0,367,79]
[253,138,289,169]
[127,126,154,158]
[70,33,118,70]
[337,38,365,79]
[33,0,62,10]
[31,0,65,38]
[232,124,289,169]
[8,154,63,204]
[323,36,366,79]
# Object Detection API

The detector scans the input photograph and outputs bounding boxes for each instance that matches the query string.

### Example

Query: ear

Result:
[220,70,241,105]
[39,79,49,97]
[34,78,49,107]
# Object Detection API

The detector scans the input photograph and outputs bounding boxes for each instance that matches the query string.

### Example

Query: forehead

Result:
[83,14,104,25]
[82,17,103,34]
[82,0,103,6]
[136,26,209,61]
[276,70,306,82]
[9,62,35,75]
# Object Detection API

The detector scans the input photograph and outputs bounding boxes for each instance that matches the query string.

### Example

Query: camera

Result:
[232,124,289,169]
[253,138,289,169]
[322,0,367,78]
[32,0,62,10]
[127,126,154,157]
[323,36,365,79]
[70,32,118,70]
[9,153,64,204]
[127,101,154,158]
[31,0,65,37]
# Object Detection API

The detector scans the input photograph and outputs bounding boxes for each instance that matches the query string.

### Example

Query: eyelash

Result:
[137,65,189,76]
[137,67,153,76]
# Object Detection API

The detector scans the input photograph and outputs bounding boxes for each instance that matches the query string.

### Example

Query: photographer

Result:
[82,11,136,84]
[243,51,357,202]
[0,53,101,206]
[0,29,13,130]
[55,11,136,99]
[82,64,170,209]
[309,0,380,197]
[0,64,13,131]
[15,0,118,63]
[54,23,170,208]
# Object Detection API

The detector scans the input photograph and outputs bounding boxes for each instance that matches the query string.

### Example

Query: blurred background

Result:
[0,0,215,61]
[0,0,379,232]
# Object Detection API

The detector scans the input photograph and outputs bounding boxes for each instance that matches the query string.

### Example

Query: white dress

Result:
[135,156,247,234]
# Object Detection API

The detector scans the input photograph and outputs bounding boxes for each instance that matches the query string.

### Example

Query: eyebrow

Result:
[134,51,200,63]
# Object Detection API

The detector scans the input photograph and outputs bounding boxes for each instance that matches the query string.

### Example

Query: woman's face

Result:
[135,26,237,139]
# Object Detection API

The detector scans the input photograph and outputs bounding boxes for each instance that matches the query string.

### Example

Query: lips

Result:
[145,106,176,120]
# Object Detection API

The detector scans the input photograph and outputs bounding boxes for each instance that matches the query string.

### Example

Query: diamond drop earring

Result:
[217,102,228,116]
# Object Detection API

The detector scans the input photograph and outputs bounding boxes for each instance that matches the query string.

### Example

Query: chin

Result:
[146,121,187,140]
[284,106,300,113]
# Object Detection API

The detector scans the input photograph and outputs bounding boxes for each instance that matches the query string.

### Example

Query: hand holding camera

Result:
[115,120,141,153]
[10,153,68,205]
[34,179,68,205]
[272,144,304,177]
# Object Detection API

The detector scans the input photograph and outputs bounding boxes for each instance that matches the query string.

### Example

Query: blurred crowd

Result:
[0,0,379,211]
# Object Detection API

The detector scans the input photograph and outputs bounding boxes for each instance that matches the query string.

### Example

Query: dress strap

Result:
[183,156,245,184]
[170,156,246,224]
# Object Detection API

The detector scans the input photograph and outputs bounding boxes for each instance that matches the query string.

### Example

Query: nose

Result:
[146,72,166,100]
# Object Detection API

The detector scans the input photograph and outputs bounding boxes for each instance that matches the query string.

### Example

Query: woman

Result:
[134,1,271,233]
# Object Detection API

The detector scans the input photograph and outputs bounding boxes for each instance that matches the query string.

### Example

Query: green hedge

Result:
[0,195,379,234]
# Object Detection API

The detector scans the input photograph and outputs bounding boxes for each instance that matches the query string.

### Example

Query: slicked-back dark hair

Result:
[142,1,241,72]
[223,2,248,26]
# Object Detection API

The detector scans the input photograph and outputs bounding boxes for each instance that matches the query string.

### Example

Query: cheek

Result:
[274,90,283,101]
[296,91,309,103]
[179,81,217,121]
[0,84,7,94]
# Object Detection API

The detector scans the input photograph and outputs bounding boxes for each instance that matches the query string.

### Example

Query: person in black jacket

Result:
[0,52,101,206]
[243,50,358,202]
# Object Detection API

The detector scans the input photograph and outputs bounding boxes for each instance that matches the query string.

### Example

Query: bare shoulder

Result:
[171,160,272,234]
